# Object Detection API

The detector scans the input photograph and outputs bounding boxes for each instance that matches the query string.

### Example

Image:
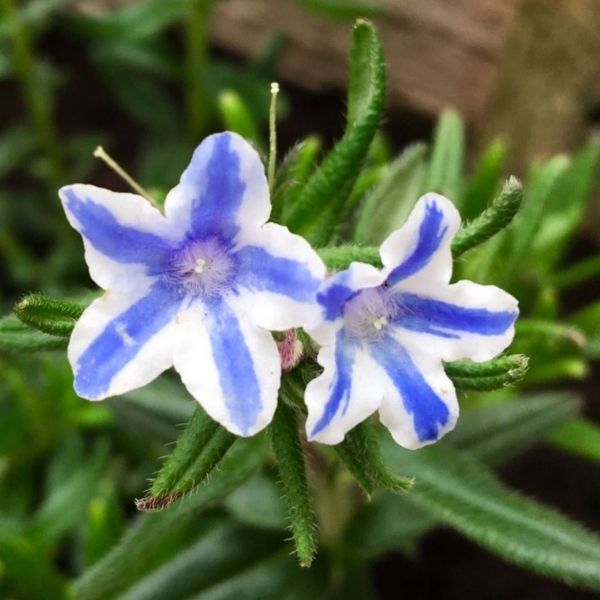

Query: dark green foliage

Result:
[269,401,317,567]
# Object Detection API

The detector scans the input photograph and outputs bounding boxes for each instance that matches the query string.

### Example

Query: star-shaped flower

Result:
[60,132,325,437]
[305,193,519,449]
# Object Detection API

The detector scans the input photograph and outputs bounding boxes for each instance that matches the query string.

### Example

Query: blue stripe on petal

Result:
[63,188,172,269]
[234,246,321,302]
[393,293,517,337]
[75,283,180,398]
[183,133,245,239]
[205,298,262,435]
[310,331,355,437]
[371,335,450,443]
[386,200,448,286]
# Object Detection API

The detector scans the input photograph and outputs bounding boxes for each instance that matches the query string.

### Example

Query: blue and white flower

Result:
[305,194,519,449]
[60,132,325,437]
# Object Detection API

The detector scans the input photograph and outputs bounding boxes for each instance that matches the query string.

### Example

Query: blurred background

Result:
[2,1,600,598]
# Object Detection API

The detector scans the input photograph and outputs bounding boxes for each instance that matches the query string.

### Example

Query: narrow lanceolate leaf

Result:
[217,89,264,154]
[336,419,413,496]
[450,393,578,465]
[345,392,578,562]
[353,143,427,245]
[423,108,465,202]
[317,245,381,271]
[381,437,600,590]
[460,137,506,221]
[269,401,317,567]
[274,136,321,223]
[451,178,523,258]
[549,417,600,464]
[137,408,235,511]
[14,293,84,337]
[445,354,529,391]
[0,315,67,353]
[284,19,385,242]
[75,435,268,600]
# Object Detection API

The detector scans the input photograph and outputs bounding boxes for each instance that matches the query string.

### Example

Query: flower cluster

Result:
[60,132,518,448]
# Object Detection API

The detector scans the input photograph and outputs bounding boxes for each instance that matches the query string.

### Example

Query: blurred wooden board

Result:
[211,0,523,120]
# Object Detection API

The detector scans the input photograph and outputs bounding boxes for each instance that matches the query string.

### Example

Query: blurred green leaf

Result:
[449,393,577,464]
[29,438,109,548]
[217,89,264,153]
[460,138,506,220]
[0,536,69,600]
[294,0,383,19]
[0,125,35,177]
[225,470,287,531]
[423,109,465,202]
[66,0,188,41]
[74,435,268,600]
[353,144,426,244]
[0,315,66,353]
[548,417,600,464]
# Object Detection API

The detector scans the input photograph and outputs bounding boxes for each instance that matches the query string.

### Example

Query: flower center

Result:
[342,287,397,342]
[164,238,235,298]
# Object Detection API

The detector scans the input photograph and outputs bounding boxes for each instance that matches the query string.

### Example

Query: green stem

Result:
[185,0,213,140]
[2,0,64,190]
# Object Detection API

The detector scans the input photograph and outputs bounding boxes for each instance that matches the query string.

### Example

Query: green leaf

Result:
[451,177,523,257]
[14,293,84,337]
[450,393,577,464]
[423,109,465,202]
[114,521,285,600]
[0,315,66,353]
[65,0,189,41]
[274,136,321,223]
[0,536,69,600]
[501,155,570,281]
[317,245,380,271]
[83,483,126,567]
[293,0,383,20]
[284,19,385,243]
[548,417,600,464]
[225,470,288,530]
[445,354,529,391]
[335,419,413,496]
[139,409,236,510]
[28,439,109,548]
[0,125,35,177]
[460,137,506,220]
[381,437,600,590]
[217,89,264,153]
[532,138,600,270]
[269,402,317,567]
[345,390,578,561]
[74,435,268,600]
[353,143,427,244]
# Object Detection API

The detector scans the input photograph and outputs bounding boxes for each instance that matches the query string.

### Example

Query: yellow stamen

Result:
[373,316,387,331]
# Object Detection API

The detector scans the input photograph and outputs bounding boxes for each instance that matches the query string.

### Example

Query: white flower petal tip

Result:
[306,193,519,449]
[59,131,325,436]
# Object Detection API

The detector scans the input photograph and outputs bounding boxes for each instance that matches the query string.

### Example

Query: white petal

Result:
[379,193,460,293]
[164,132,270,239]
[173,299,280,437]
[231,222,326,330]
[393,280,519,363]
[305,334,382,445]
[59,183,175,291]
[373,342,459,450]
[68,281,180,400]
